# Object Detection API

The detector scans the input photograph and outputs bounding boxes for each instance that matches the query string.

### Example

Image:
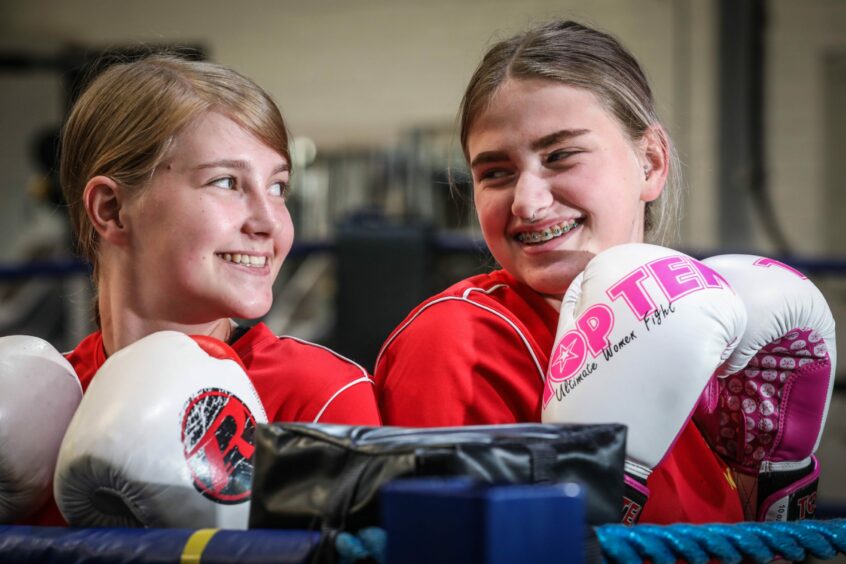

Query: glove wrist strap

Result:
[757,455,819,521]
[621,471,649,525]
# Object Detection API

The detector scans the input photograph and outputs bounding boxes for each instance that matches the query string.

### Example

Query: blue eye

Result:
[269,181,290,198]
[211,176,236,190]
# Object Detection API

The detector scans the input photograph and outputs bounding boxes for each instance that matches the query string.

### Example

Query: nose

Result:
[511,172,552,222]
[242,189,282,237]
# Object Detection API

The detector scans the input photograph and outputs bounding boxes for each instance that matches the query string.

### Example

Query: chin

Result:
[513,252,594,297]
[233,302,272,321]
[508,268,566,299]
[208,293,271,321]
[527,277,570,301]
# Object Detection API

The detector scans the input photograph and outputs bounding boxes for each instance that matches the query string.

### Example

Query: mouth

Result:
[515,219,583,245]
[216,252,270,268]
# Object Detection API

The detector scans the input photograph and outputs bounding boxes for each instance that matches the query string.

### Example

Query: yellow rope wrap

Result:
[180,528,219,564]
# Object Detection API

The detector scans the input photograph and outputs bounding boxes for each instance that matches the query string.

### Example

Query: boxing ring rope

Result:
[595,520,846,563]
[1,519,845,563]
[0,526,320,563]
[333,520,846,564]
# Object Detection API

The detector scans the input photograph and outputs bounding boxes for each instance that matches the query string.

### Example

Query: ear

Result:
[638,124,670,203]
[83,176,129,245]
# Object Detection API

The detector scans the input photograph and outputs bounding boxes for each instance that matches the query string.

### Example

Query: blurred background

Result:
[1,0,845,513]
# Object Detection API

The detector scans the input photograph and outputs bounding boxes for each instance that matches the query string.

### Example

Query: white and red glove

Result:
[694,255,836,521]
[0,335,82,522]
[54,331,267,529]
[541,244,746,524]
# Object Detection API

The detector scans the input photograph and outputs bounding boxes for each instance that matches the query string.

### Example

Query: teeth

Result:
[217,253,268,267]
[517,219,581,244]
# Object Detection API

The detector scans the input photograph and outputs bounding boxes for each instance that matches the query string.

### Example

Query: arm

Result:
[315,378,382,426]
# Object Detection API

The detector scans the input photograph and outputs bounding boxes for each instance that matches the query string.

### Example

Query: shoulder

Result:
[273,336,377,421]
[376,270,537,363]
[439,268,516,299]
[237,322,370,380]
[374,271,550,425]
[393,269,525,329]
[276,335,371,379]
[233,323,375,423]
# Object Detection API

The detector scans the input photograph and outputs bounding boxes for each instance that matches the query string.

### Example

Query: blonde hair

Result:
[459,20,682,244]
[61,54,291,279]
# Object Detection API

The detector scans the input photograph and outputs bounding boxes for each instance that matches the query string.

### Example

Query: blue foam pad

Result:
[381,478,585,564]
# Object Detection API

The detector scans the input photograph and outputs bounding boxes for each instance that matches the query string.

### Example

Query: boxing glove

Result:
[0,336,82,522]
[541,244,746,524]
[694,255,836,521]
[54,331,267,529]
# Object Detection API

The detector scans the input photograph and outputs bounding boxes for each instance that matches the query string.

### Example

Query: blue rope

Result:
[597,519,846,564]
[336,520,846,563]
[336,527,387,564]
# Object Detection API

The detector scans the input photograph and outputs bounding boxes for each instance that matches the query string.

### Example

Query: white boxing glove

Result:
[695,255,836,521]
[541,244,746,524]
[54,331,267,529]
[0,336,82,522]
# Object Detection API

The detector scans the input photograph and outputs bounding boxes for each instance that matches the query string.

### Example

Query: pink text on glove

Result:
[544,256,732,406]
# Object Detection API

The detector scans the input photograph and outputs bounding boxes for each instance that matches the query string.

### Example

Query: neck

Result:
[97,267,233,357]
[543,294,563,312]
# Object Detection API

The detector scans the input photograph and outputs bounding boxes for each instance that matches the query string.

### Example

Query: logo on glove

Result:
[181,387,258,504]
[544,255,731,406]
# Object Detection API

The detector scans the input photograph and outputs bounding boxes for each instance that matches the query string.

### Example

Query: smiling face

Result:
[120,111,293,323]
[467,78,664,302]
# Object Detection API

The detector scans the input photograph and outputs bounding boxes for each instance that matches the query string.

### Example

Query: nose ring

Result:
[527,212,538,224]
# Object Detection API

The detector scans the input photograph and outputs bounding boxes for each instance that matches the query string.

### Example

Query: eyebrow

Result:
[530,129,589,151]
[469,128,590,169]
[194,159,290,174]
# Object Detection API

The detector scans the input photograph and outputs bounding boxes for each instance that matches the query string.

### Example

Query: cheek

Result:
[267,209,294,280]
[474,192,507,232]
[593,197,645,246]
[576,168,641,215]
[277,208,295,249]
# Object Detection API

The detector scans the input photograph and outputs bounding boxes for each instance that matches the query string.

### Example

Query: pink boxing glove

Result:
[694,255,836,521]
[541,244,746,524]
